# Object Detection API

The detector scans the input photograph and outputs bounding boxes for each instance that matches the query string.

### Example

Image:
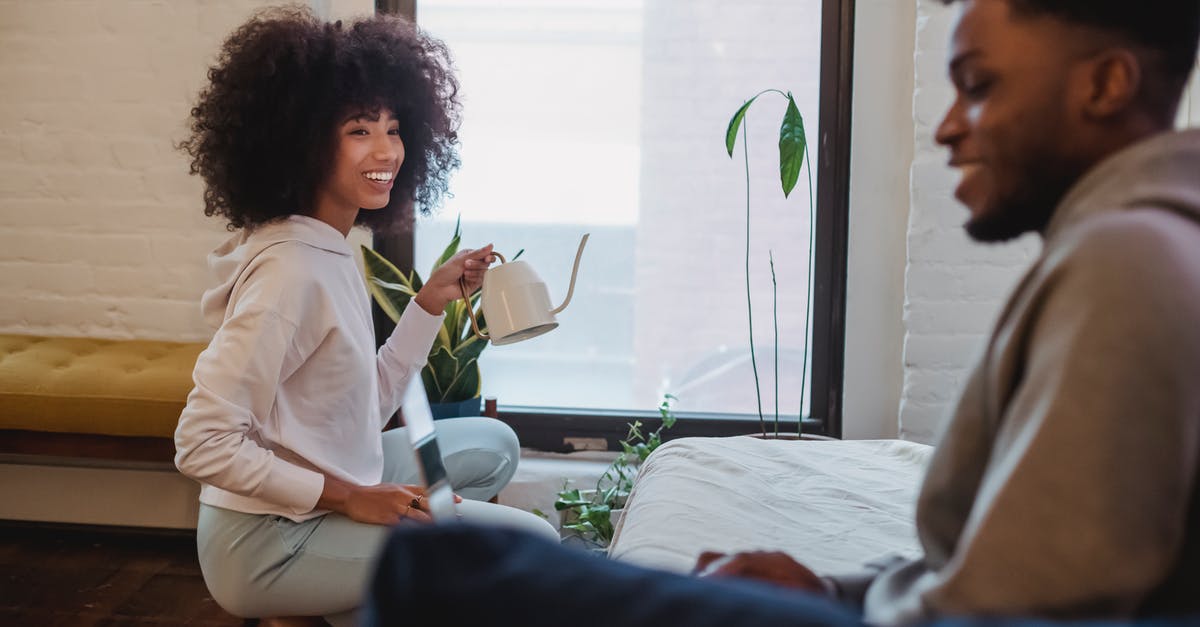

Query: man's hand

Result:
[693,550,827,593]
[413,244,496,315]
[318,475,432,525]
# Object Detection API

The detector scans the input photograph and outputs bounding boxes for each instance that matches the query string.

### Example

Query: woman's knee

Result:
[435,417,521,499]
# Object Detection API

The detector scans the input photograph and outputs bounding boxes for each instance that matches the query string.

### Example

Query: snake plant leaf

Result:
[361,245,415,322]
[444,298,465,350]
[778,93,806,198]
[431,215,462,275]
[452,330,488,366]
[725,94,760,157]
[426,345,460,401]
[441,357,481,402]
[420,367,443,402]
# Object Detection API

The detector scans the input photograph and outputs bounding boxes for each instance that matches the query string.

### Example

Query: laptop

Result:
[400,375,459,521]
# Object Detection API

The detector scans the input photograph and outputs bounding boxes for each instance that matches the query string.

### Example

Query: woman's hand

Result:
[692,550,828,593]
[413,244,496,315]
[318,475,432,525]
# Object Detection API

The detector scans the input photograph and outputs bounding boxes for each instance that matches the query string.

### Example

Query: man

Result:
[363,1,1200,624]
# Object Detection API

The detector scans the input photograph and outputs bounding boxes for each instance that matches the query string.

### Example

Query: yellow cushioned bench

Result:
[0,334,205,462]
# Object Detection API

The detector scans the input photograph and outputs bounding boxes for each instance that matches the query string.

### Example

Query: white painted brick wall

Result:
[900,0,1040,442]
[0,0,287,342]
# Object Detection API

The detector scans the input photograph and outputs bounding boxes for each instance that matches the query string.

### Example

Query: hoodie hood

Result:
[201,215,353,329]
[1046,129,1200,242]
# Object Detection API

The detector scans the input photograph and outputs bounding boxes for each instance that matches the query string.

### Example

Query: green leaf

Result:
[441,358,480,403]
[452,332,488,367]
[420,366,443,400]
[778,93,806,198]
[426,345,460,402]
[361,245,417,323]
[431,215,462,275]
[725,95,760,157]
[443,299,465,350]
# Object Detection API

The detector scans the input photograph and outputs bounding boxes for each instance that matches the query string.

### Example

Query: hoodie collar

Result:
[249,215,354,257]
[1045,129,1200,243]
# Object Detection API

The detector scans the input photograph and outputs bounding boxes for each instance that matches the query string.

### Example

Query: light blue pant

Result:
[195,417,558,626]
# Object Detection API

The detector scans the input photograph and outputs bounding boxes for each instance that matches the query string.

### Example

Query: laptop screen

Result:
[401,376,458,521]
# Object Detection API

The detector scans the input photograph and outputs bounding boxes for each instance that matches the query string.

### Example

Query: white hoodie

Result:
[174,215,443,521]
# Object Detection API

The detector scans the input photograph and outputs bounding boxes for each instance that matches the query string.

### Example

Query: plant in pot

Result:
[361,218,520,419]
[726,89,815,438]
[551,394,678,551]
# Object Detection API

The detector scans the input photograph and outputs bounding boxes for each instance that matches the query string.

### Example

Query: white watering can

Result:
[461,233,590,346]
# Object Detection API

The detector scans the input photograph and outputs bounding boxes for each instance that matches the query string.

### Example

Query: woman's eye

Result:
[349,128,368,136]
[388,127,401,136]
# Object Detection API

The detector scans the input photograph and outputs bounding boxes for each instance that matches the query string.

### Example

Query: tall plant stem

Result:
[770,250,779,436]
[743,118,766,434]
[798,142,815,435]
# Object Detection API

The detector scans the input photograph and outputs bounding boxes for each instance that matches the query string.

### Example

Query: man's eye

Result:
[962,78,993,99]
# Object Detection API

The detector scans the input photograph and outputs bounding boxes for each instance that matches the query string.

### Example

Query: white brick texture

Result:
[0,0,284,342]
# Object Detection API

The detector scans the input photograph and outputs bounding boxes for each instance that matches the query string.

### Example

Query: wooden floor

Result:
[0,522,242,626]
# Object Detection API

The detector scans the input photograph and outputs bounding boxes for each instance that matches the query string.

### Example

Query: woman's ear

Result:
[1081,48,1142,120]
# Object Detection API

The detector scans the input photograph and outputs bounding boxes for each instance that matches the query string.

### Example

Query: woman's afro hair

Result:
[180,5,461,232]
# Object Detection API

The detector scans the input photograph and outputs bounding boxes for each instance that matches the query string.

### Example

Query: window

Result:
[375,0,853,447]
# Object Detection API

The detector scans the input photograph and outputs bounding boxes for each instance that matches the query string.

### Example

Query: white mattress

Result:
[608,437,932,576]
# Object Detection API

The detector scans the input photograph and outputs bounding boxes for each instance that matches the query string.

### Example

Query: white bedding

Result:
[608,437,933,576]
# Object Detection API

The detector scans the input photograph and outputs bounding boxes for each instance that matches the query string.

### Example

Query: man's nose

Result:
[935,100,966,147]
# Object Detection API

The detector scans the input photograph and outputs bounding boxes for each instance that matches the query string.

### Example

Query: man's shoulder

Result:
[1054,207,1200,278]
[1037,207,1200,323]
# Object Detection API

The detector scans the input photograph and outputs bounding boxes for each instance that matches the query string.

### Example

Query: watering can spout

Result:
[551,233,589,315]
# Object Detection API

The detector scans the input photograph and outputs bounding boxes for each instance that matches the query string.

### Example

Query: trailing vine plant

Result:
[552,394,679,549]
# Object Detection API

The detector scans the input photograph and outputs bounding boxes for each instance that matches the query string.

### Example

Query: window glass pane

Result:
[415,0,821,417]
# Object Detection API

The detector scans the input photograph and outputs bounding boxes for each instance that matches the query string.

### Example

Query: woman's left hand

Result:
[413,244,496,315]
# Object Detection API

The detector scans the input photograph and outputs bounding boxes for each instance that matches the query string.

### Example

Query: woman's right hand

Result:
[318,475,431,525]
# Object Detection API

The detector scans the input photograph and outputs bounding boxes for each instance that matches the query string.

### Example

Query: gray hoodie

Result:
[843,130,1200,624]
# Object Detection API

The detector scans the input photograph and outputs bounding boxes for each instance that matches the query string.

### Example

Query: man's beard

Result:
[965,151,1083,243]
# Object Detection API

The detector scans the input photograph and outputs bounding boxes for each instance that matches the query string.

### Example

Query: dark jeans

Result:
[362,524,864,627]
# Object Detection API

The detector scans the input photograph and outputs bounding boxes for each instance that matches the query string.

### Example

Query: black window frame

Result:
[374,0,854,451]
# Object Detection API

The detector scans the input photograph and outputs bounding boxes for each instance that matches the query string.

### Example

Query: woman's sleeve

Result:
[174,300,325,516]
[376,304,445,427]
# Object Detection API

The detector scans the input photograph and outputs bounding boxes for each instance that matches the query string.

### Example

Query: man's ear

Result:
[1081,49,1142,120]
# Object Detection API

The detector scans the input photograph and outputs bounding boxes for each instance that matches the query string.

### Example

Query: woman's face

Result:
[314,108,405,225]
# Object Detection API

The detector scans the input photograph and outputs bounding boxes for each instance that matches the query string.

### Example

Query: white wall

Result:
[0,0,373,343]
[840,0,916,440]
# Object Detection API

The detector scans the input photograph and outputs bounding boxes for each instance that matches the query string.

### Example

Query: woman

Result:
[174,7,555,626]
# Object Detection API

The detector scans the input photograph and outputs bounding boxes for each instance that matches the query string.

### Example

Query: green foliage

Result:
[555,394,679,549]
[361,218,520,404]
[726,89,814,436]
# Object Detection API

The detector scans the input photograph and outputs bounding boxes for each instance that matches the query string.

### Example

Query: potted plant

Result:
[551,394,679,550]
[725,89,815,438]
[361,218,519,418]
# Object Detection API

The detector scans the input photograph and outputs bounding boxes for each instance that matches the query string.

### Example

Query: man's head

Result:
[935,0,1200,242]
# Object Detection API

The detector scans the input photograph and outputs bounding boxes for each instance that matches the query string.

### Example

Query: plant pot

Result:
[429,396,481,420]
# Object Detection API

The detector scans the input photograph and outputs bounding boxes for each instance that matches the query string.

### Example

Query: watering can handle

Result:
[460,250,507,340]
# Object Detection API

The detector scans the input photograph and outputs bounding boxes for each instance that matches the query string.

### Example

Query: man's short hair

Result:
[941,1,1200,114]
